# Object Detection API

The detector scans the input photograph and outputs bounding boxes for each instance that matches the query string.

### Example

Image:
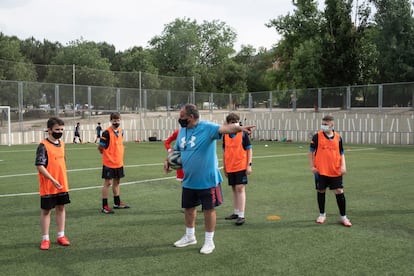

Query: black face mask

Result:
[52,132,63,139]
[178,118,188,128]
[112,123,120,129]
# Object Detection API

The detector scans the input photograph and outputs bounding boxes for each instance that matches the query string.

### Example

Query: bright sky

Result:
[0,0,301,52]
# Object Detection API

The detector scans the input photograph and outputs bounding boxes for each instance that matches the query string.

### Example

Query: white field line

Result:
[0,147,376,198]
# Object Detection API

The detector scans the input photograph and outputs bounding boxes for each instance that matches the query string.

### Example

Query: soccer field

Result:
[0,141,413,275]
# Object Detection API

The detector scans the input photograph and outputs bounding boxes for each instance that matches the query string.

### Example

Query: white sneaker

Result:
[173,235,197,247]
[200,242,215,254]
[316,214,326,224]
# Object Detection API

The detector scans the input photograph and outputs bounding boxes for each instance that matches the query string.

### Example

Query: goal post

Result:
[0,106,11,146]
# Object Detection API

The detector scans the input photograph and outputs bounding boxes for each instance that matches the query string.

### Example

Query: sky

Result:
[0,0,302,52]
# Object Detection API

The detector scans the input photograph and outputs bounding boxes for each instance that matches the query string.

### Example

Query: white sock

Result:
[341,215,348,221]
[238,211,245,218]
[57,231,65,238]
[205,231,214,243]
[234,209,239,215]
[186,227,195,237]
[42,235,49,241]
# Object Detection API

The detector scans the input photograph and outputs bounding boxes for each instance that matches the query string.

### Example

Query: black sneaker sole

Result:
[235,219,245,225]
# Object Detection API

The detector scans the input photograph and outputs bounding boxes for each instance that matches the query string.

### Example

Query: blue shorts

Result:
[314,174,343,190]
[181,185,223,210]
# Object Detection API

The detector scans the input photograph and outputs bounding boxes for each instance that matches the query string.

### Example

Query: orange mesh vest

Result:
[102,127,124,168]
[314,131,342,177]
[224,132,247,173]
[38,140,69,196]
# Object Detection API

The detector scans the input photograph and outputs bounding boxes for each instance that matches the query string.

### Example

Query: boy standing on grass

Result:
[73,122,82,144]
[308,115,352,227]
[223,113,253,226]
[98,112,129,214]
[35,117,71,250]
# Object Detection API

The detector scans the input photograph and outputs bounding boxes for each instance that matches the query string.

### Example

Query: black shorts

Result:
[314,174,343,190]
[181,185,223,210]
[102,166,125,179]
[41,192,71,210]
[227,170,248,186]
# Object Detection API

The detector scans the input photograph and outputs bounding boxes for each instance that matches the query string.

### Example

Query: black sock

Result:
[336,193,346,216]
[102,198,108,208]
[114,196,120,206]
[317,192,326,214]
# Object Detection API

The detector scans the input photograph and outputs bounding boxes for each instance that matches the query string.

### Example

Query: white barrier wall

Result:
[1,110,413,145]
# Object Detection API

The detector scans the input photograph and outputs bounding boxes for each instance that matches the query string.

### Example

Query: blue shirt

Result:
[174,120,223,189]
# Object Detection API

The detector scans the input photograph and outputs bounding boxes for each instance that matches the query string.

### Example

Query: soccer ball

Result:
[167,150,182,170]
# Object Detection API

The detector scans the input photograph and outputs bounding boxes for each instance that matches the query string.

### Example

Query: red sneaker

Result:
[40,239,50,250]
[57,236,71,246]
[102,205,114,214]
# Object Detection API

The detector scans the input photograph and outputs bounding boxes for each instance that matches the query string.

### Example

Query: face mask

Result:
[178,118,188,128]
[52,132,63,139]
[112,123,120,129]
[321,125,330,132]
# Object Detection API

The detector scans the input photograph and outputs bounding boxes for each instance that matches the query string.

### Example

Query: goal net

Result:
[0,106,11,146]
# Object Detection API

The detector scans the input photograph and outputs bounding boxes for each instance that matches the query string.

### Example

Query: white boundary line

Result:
[0,176,176,198]
[0,148,376,198]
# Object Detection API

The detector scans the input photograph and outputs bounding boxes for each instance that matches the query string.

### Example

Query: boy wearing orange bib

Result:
[308,115,351,227]
[35,117,71,250]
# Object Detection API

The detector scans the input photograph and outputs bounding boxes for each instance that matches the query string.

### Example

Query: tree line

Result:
[1,0,413,96]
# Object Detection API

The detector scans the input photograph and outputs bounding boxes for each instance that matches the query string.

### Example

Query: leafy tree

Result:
[320,0,359,86]
[149,18,243,93]
[45,39,116,86]
[19,37,62,82]
[266,0,323,89]
[0,34,37,82]
[370,0,414,82]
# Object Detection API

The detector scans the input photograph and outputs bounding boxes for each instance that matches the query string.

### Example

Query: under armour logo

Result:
[188,136,196,148]
[180,137,186,149]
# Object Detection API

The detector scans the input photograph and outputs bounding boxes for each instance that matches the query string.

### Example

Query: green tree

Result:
[45,39,116,86]
[19,37,62,82]
[266,0,323,89]
[320,0,359,86]
[149,18,242,93]
[0,33,37,82]
[371,0,414,82]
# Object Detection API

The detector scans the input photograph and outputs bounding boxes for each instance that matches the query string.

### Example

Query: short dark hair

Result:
[47,117,64,129]
[110,112,121,120]
[322,115,334,122]
[183,104,199,119]
[226,113,240,123]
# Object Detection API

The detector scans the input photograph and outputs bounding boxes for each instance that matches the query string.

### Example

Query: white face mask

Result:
[321,125,330,132]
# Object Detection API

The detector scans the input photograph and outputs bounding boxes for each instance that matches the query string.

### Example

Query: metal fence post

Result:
[346,86,351,110]
[269,91,272,112]
[318,88,322,109]
[378,84,383,112]
[116,88,120,112]
[18,81,23,131]
[55,84,59,116]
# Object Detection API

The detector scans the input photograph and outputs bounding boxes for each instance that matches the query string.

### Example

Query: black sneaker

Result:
[235,217,245,225]
[225,214,238,220]
[113,202,130,209]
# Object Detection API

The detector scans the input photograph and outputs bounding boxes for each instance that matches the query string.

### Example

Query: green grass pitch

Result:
[0,141,413,275]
